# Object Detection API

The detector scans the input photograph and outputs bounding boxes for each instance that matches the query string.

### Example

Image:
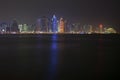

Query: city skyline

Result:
[0,15,118,34]
[0,0,120,25]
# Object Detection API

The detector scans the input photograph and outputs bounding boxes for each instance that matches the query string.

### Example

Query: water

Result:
[0,34,120,80]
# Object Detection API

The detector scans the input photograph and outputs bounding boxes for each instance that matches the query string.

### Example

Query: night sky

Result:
[0,0,120,24]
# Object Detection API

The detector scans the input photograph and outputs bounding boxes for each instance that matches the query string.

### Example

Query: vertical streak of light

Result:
[48,34,58,80]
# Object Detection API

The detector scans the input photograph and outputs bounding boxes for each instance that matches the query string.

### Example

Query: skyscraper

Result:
[35,19,41,32]
[40,16,49,32]
[11,19,19,33]
[0,22,8,33]
[52,15,58,33]
[18,24,22,33]
[59,18,65,33]
[99,24,103,33]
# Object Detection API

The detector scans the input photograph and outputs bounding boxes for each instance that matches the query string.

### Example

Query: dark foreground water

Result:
[0,34,120,80]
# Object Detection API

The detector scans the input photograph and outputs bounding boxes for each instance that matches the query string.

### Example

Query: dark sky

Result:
[0,0,120,24]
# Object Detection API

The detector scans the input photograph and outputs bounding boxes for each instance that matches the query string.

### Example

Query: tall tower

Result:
[0,22,8,33]
[89,25,93,33]
[11,19,19,33]
[35,19,41,32]
[99,24,103,33]
[59,18,65,33]
[52,15,58,33]
[41,16,49,32]
[18,24,22,33]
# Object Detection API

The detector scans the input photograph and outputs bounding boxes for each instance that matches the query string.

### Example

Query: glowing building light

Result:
[99,24,103,28]
[105,28,117,34]
[52,15,58,33]
[2,29,5,32]
[59,18,65,33]
[99,24,103,33]
[18,24,23,33]
[23,24,28,32]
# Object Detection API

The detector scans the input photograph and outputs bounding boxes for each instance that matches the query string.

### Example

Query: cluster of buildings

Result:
[0,15,118,34]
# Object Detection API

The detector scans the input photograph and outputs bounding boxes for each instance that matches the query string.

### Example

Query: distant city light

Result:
[2,29,5,32]
[0,15,119,34]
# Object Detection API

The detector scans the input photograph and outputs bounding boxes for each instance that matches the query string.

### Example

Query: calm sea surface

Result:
[0,34,120,80]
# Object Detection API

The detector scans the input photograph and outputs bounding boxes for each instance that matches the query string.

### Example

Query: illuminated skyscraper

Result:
[99,24,103,33]
[52,15,58,33]
[18,24,22,32]
[22,24,28,32]
[89,25,93,33]
[59,18,65,33]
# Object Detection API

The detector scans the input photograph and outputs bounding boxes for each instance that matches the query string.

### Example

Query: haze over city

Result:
[0,0,120,25]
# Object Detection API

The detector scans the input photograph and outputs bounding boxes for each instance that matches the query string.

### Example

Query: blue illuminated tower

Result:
[52,15,58,33]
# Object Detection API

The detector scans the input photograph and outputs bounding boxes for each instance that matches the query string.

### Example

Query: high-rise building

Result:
[40,16,49,32]
[99,24,103,33]
[0,22,8,33]
[11,19,19,33]
[22,24,29,32]
[89,25,93,33]
[58,18,65,33]
[18,24,22,33]
[35,19,41,32]
[52,15,58,33]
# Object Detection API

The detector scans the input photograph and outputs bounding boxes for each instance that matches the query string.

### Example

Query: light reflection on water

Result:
[0,34,119,80]
[48,34,58,80]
